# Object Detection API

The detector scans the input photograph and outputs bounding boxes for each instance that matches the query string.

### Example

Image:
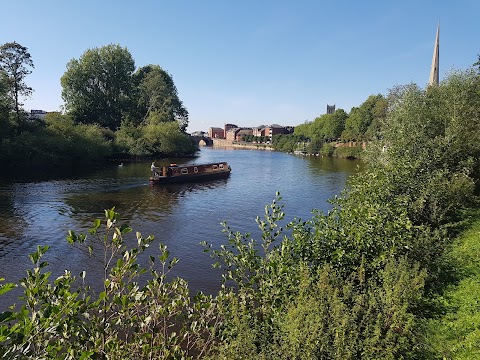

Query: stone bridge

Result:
[190,136,213,146]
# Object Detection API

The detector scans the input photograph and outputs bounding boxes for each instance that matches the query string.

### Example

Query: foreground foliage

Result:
[0,209,219,359]
[202,198,427,359]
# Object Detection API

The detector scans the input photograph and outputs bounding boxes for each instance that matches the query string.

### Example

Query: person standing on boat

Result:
[151,162,158,177]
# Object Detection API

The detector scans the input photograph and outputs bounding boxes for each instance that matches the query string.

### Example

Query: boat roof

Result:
[169,162,227,168]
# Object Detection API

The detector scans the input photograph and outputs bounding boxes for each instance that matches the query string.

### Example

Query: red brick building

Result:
[208,127,224,139]
[264,124,287,138]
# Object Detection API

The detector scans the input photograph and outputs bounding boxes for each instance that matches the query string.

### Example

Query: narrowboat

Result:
[150,162,231,184]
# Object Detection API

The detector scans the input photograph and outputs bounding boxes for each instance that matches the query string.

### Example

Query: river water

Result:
[0,147,361,308]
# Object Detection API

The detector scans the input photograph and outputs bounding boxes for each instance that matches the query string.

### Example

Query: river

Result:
[0,147,361,308]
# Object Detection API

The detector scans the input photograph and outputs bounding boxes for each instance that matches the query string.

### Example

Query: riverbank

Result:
[211,138,366,159]
[212,138,273,150]
[426,207,480,358]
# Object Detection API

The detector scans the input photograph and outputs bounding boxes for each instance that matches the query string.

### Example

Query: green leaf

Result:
[0,282,16,296]
[0,311,13,322]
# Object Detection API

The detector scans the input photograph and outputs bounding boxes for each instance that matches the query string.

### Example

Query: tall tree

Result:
[133,65,189,131]
[61,44,135,130]
[293,121,311,138]
[0,71,10,139]
[342,94,387,141]
[0,42,34,120]
[0,71,9,111]
[323,109,348,141]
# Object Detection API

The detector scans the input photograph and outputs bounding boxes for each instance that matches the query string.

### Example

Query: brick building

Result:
[208,127,224,139]
[224,123,238,138]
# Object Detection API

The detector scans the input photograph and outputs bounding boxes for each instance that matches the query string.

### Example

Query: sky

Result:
[1,0,479,132]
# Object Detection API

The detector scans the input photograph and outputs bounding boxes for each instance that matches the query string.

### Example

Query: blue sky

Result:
[1,1,479,132]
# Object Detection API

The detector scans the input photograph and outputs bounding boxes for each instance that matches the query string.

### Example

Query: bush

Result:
[333,144,364,159]
[115,115,197,157]
[319,143,335,156]
[276,259,425,360]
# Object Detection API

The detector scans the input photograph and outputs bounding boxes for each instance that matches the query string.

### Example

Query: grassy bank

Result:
[426,208,480,359]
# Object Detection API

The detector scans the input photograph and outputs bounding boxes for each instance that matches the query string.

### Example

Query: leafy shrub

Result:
[276,259,425,360]
[333,144,364,158]
[0,208,218,359]
[319,143,335,156]
[115,116,196,157]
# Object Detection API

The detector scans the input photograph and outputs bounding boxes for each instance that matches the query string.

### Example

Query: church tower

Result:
[428,24,440,86]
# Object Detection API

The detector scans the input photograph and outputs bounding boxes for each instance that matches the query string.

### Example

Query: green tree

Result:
[295,109,347,143]
[474,53,480,73]
[0,71,10,110]
[307,138,323,153]
[0,42,34,121]
[61,44,135,130]
[0,72,10,139]
[293,121,311,138]
[115,114,196,157]
[369,72,479,226]
[143,114,196,155]
[43,112,114,162]
[133,65,189,131]
[342,94,387,141]
[309,114,326,139]
[323,109,348,141]
[272,134,305,152]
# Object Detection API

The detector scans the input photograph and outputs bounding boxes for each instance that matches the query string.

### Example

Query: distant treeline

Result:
[1,58,480,358]
[272,94,387,157]
[0,42,196,168]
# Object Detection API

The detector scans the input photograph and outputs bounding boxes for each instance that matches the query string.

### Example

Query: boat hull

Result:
[149,170,230,184]
[149,162,231,185]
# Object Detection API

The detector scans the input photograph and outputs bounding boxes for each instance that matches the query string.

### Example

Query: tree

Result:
[115,114,196,157]
[294,109,347,143]
[474,54,480,73]
[323,109,348,141]
[293,121,311,138]
[0,42,34,120]
[61,44,135,130]
[0,72,10,140]
[365,69,480,228]
[0,71,9,112]
[133,65,189,131]
[342,94,387,141]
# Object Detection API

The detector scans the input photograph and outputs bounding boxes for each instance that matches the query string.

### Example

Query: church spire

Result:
[428,23,440,86]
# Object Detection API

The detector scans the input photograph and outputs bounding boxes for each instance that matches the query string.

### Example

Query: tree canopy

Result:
[0,41,196,167]
[60,45,189,132]
[133,65,189,131]
[61,44,135,130]
[342,94,387,141]
[0,41,34,119]
[293,109,347,142]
